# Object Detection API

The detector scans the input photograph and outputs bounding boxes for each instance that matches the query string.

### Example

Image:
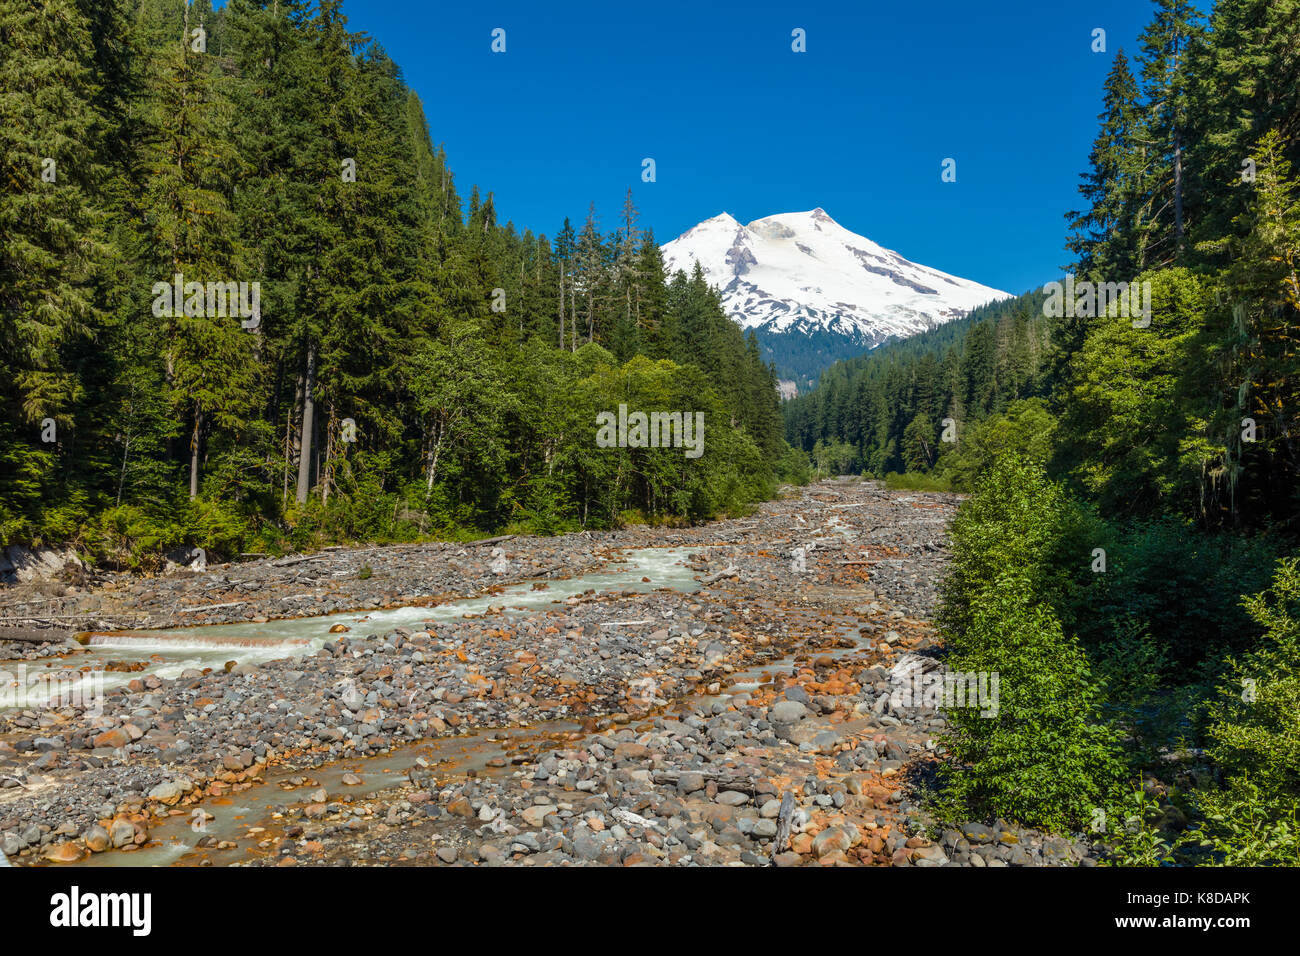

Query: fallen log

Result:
[651,770,760,794]
[0,596,60,610]
[464,534,516,548]
[173,600,248,614]
[700,566,740,586]
[269,554,319,568]
[771,790,796,858]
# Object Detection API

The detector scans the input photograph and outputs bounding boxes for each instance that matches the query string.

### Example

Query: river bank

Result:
[1,479,1100,866]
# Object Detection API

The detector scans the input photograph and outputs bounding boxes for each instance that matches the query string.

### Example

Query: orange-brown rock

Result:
[93,728,130,749]
[44,843,87,863]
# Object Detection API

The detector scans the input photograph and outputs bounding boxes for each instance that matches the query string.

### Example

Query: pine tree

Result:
[554,216,576,350]
[1209,130,1300,523]
[636,235,671,357]
[1135,0,1201,265]
[576,203,604,345]
[0,0,799,550]
[0,0,105,423]
[1186,0,1300,253]
[1066,50,1144,282]
[136,0,256,500]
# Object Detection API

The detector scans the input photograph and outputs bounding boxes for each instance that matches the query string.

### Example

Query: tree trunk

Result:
[321,405,335,506]
[295,341,316,503]
[425,445,441,492]
[285,362,305,507]
[425,416,447,491]
[189,403,203,499]
[1173,128,1184,251]
[116,434,132,507]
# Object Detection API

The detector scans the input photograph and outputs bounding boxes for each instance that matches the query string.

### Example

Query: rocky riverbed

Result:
[0,479,1101,867]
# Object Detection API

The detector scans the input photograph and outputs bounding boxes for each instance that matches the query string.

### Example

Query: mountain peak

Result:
[680,211,742,240]
[661,209,1011,388]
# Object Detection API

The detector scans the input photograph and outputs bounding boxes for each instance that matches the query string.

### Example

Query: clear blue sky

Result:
[295,0,1155,294]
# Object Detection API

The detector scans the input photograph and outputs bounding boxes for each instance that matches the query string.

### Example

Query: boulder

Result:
[5,545,82,583]
[163,546,207,573]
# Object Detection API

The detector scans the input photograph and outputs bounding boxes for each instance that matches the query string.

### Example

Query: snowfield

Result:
[662,207,1011,353]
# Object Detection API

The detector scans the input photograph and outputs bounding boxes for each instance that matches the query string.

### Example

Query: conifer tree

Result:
[0,0,104,423]
[1186,0,1300,252]
[1135,0,1201,265]
[1066,50,1144,282]
[1208,130,1300,519]
[136,0,255,499]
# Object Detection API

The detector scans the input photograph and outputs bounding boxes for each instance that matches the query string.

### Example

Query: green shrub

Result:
[810,438,857,477]
[940,581,1128,830]
[85,504,183,569]
[937,457,1128,831]
[1089,618,1199,757]
[938,398,1058,491]
[1206,556,1300,801]
[1102,788,1179,867]
[773,444,813,485]
[1188,779,1300,866]
[1076,520,1279,672]
[882,471,952,492]
[939,457,1104,640]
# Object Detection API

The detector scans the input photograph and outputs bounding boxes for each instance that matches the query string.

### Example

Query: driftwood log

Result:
[650,770,760,794]
[172,600,248,614]
[268,554,319,568]
[464,534,517,548]
[700,566,740,586]
[771,790,797,859]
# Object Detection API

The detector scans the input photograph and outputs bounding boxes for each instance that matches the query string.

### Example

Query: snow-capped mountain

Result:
[661,208,1011,391]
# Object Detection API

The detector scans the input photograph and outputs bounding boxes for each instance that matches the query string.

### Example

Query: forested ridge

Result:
[0,0,797,566]
[784,292,1053,484]
[789,0,1300,862]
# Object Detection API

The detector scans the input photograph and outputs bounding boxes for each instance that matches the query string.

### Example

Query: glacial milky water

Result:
[32,546,703,868]
[3,547,701,710]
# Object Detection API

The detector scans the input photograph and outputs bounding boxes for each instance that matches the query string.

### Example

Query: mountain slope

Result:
[661,208,1011,391]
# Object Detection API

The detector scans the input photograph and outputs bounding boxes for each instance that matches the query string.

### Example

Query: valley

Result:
[0,480,1091,867]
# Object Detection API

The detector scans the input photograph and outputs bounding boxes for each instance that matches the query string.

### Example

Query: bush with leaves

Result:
[773,445,813,485]
[1206,557,1300,800]
[1186,779,1300,867]
[1101,788,1179,867]
[937,457,1129,830]
[1073,519,1279,673]
[810,438,858,477]
[882,471,952,492]
[938,398,1057,491]
[1150,558,1300,866]
[940,457,1106,640]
